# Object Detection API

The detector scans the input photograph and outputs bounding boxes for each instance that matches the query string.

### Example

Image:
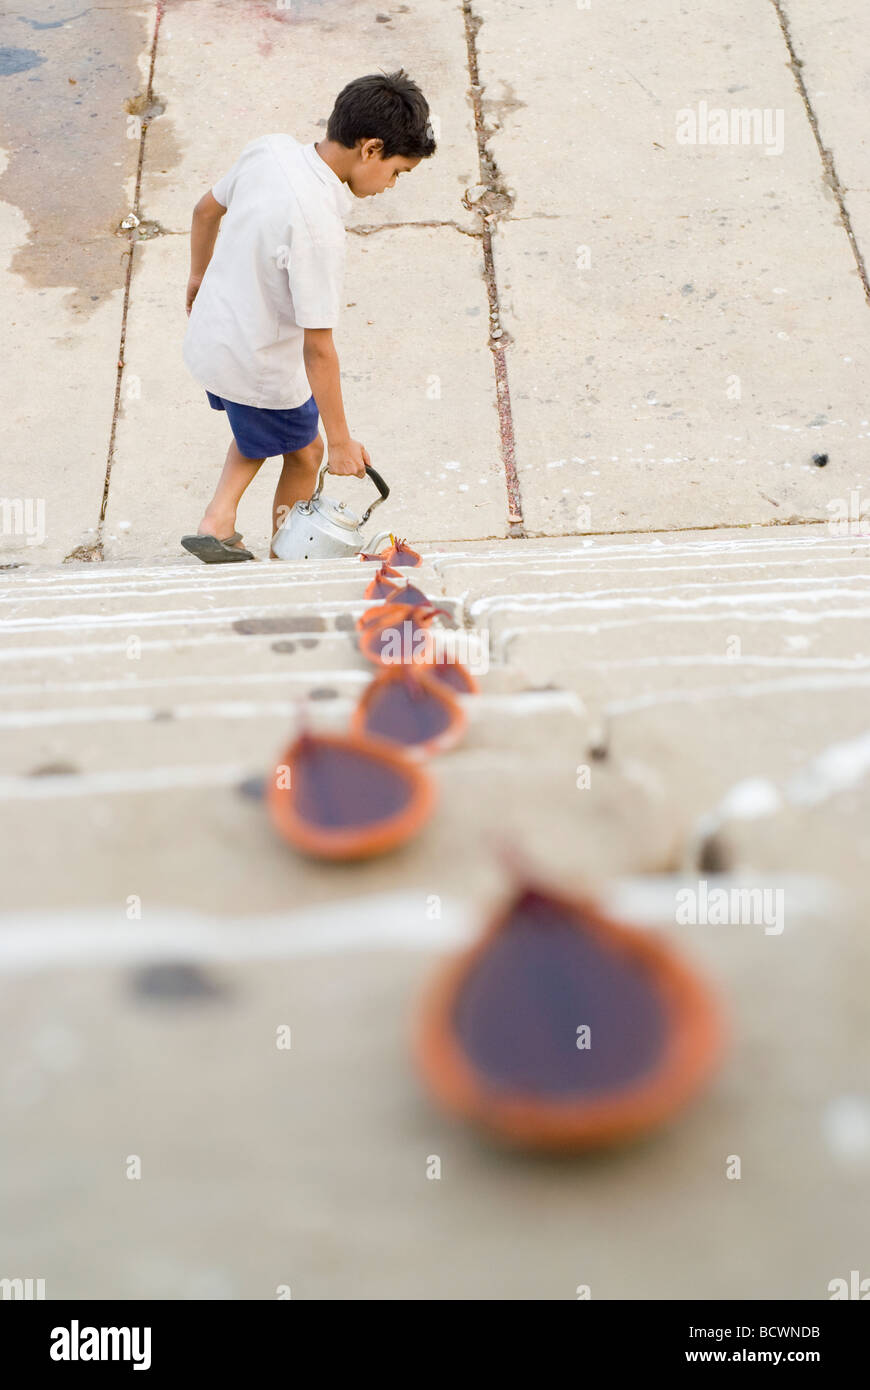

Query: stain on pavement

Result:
[0,4,152,314]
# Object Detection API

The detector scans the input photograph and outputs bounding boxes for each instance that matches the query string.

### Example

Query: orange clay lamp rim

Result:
[355,600,402,636]
[355,606,482,693]
[414,882,726,1150]
[379,535,422,567]
[349,665,468,756]
[266,731,436,860]
[355,599,440,635]
[357,603,444,664]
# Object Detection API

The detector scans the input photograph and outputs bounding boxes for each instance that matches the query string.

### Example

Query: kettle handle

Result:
[306,460,390,526]
[360,465,390,526]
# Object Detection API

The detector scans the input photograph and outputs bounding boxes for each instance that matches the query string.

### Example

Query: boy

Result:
[181,69,436,562]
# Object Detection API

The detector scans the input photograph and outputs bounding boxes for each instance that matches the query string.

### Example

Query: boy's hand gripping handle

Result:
[307,461,390,526]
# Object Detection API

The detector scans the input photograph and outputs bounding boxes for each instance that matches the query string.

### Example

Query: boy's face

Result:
[349,138,421,197]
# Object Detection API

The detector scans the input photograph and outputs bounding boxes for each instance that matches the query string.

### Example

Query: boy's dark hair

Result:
[327,69,437,159]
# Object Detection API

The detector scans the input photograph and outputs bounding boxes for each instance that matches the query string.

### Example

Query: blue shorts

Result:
[206,391,320,460]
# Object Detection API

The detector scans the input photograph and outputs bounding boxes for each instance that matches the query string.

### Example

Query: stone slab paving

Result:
[4,0,869,562]
[144,0,479,236]
[473,0,870,535]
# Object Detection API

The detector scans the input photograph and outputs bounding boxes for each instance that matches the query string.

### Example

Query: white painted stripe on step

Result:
[6,581,858,634]
[787,729,870,806]
[606,872,839,923]
[442,553,864,583]
[3,532,850,590]
[469,573,870,615]
[0,873,838,972]
[0,898,475,970]
[496,608,870,654]
[0,764,251,799]
[471,691,586,716]
[579,654,870,673]
[694,732,870,846]
[605,671,870,715]
[0,602,374,634]
[5,560,388,586]
[0,632,359,663]
[0,700,353,729]
[475,583,870,619]
[0,689,580,730]
[4,547,856,600]
[444,555,870,583]
[0,575,393,604]
[0,669,371,698]
[432,536,854,567]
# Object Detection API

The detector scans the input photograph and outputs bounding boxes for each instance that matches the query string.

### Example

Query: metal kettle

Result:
[271,460,391,562]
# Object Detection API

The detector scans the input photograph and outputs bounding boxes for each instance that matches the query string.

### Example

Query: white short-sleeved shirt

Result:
[183,135,355,409]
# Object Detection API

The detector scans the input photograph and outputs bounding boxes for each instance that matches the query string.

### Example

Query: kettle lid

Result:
[309,495,362,531]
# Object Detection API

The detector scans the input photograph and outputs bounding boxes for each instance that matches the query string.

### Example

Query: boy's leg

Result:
[271,433,325,556]
[197,439,266,546]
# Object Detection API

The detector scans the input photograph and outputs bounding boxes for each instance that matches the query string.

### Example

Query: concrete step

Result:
[0,715,674,918]
[0,540,680,910]
[3,527,869,913]
[0,688,588,776]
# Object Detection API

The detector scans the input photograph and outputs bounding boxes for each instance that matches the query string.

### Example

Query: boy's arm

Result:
[186,191,226,315]
[302,328,368,478]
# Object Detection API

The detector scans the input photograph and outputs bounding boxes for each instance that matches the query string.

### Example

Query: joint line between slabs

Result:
[98,1,166,546]
[770,0,870,305]
[461,0,524,534]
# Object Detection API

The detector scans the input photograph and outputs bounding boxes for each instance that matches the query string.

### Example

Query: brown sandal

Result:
[181,531,254,563]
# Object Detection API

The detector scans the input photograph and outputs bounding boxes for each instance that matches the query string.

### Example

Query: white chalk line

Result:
[0,600,374,635]
[0,574,396,605]
[433,535,855,570]
[0,669,371,698]
[443,554,870,587]
[0,689,576,732]
[579,654,870,673]
[0,631,361,665]
[0,671,367,699]
[3,547,859,603]
[476,583,870,620]
[3,559,386,588]
[694,730,870,845]
[605,671,870,715]
[1,604,865,670]
[0,763,252,799]
[469,573,870,616]
[5,531,850,592]
[2,578,864,636]
[496,607,870,655]
[0,700,349,730]
[787,729,870,806]
[0,873,838,973]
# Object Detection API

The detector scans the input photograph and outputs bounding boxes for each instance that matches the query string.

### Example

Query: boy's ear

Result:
[359,137,385,160]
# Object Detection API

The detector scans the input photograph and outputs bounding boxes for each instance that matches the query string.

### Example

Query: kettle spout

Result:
[364,529,393,556]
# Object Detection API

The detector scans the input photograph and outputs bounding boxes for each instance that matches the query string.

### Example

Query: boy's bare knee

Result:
[307,434,325,466]
[283,435,324,470]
